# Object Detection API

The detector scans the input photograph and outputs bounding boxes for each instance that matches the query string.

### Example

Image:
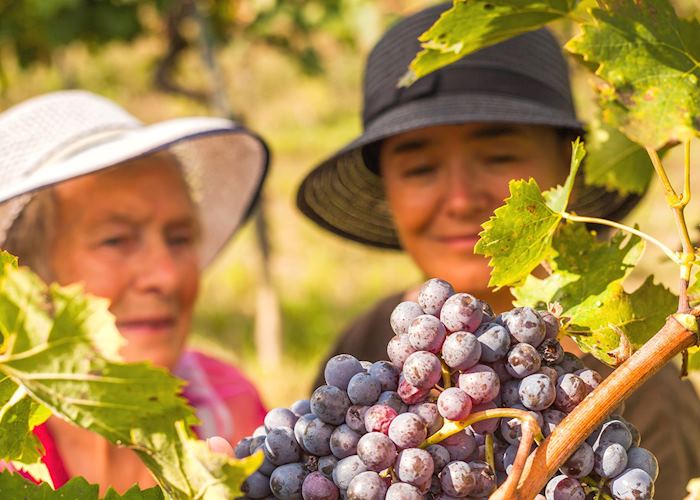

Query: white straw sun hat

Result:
[0,90,269,267]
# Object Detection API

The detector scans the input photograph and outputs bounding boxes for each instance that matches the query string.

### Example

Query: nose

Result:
[133,235,180,295]
[442,160,489,218]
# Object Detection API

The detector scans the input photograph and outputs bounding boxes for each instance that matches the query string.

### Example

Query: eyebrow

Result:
[388,125,523,155]
[88,213,200,231]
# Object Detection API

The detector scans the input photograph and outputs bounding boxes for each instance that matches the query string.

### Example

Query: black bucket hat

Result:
[296,3,641,249]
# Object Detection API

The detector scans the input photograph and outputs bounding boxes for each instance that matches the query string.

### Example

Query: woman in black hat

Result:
[297,3,700,497]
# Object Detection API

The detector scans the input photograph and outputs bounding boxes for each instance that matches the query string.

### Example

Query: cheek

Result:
[384,182,438,237]
[177,257,200,311]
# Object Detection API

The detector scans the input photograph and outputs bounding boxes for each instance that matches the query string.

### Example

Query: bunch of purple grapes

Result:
[234,278,657,499]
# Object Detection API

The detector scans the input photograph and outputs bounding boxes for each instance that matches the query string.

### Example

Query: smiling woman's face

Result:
[380,123,570,294]
[49,153,200,369]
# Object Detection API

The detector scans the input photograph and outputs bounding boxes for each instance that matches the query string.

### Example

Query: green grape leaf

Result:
[514,223,676,364]
[543,138,585,213]
[0,252,259,498]
[688,267,700,298]
[566,0,700,149]
[584,119,655,195]
[403,0,580,85]
[0,470,165,499]
[475,140,584,288]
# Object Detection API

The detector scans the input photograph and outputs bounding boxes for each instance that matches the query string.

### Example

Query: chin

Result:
[425,259,492,293]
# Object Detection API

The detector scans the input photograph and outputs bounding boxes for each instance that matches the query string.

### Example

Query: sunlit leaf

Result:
[566,0,700,149]
[403,0,580,85]
[475,141,584,288]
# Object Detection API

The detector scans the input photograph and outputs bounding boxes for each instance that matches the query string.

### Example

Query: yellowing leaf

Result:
[566,0,700,148]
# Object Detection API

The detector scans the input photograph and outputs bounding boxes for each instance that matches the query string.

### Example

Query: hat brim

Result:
[0,117,269,267]
[297,93,638,249]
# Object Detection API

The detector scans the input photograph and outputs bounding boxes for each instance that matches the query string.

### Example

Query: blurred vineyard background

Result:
[2,0,700,409]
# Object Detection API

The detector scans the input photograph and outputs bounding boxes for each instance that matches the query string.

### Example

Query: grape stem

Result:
[420,409,542,500]
[485,433,496,473]
[560,212,679,264]
[516,310,700,498]
[646,144,695,312]
[441,361,452,389]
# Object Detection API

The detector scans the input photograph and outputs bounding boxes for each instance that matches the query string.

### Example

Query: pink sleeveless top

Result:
[19,350,266,488]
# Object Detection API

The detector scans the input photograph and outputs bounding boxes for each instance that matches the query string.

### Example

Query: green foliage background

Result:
[1,0,699,410]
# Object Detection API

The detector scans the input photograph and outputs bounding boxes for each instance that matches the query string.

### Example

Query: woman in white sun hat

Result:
[0,90,269,493]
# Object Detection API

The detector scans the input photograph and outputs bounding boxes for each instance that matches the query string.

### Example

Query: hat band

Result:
[364,66,574,128]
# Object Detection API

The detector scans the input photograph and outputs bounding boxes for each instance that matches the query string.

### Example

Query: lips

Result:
[435,234,481,250]
[116,317,176,336]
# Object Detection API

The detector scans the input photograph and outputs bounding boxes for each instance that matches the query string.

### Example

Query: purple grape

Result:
[457,364,500,404]
[345,405,369,434]
[390,301,425,335]
[302,471,339,500]
[609,468,654,500]
[475,323,511,362]
[506,343,541,378]
[248,435,265,455]
[234,437,252,459]
[290,399,311,417]
[397,374,431,404]
[418,278,455,316]
[269,462,307,499]
[437,387,473,420]
[559,442,594,478]
[385,482,423,499]
[518,373,556,411]
[542,408,566,437]
[503,443,519,474]
[441,331,481,370]
[558,352,584,372]
[439,460,478,497]
[388,413,427,449]
[503,307,546,347]
[356,432,396,472]
[537,339,564,365]
[589,418,634,449]
[574,368,602,394]
[252,425,267,437]
[347,471,388,499]
[544,475,584,500]
[332,455,368,490]
[501,379,521,407]
[408,402,443,436]
[425,444,451,472]
[325,354,364,390]
[347,372,382,406]
[538,310,560,340]
[241,471,271,498]
[318,455,338,478]
[489,358,513,383]
[626,447,658,480]
[301,417,334,456]
[440,293,483,333]
[442,430,477,461]
[465,460,496,497]
[387,335,417,368]
[264,407,298,431]
[364,404,398,434]
[264,427,301,465]
[395,448,434,486]
[376,391,407,414]
[554,374,587,413]
[408,314,447,353]
[311,385,352,425]
[537,366,559,385]
[594,442,628,478]
[469,401,499,434]
[402,351,442,390]
[368,361,399,391]
[499,404,543,445]
[330,424,361,459]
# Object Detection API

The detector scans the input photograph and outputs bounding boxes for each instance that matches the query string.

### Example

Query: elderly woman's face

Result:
[380,123,570,294]
[50,153,200,369]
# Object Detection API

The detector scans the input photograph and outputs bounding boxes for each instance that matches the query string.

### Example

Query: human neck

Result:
[47,417,157,494]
